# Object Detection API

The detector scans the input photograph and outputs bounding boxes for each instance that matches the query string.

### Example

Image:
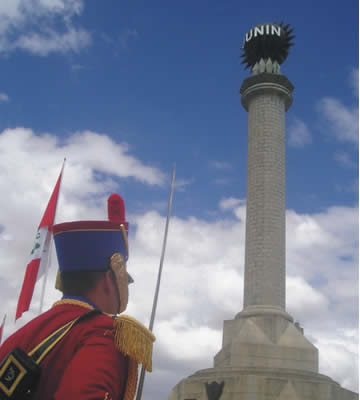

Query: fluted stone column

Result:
[168,71,358,400]
[240,73,293,317]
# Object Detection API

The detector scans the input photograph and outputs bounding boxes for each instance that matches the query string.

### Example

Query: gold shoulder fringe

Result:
[114,315,155,372]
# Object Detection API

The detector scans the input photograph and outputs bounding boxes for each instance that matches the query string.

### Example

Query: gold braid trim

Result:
[114,315,155,373]
[123,358,138,400]
[119,224,129,261]
[52,299,94,310]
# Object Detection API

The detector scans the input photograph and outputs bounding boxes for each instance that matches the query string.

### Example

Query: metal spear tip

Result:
[127,272,134,284]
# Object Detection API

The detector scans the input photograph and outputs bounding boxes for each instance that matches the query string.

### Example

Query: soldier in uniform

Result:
[0,193,155,400]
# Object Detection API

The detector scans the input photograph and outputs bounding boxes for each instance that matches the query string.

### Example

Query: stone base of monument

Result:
[168,367,357,400]
[214,308,318,372]
[168,310,358,400]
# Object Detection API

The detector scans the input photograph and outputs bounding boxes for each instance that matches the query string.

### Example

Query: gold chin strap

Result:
[119,224,129,261]
[110,253,128,313]
[55,270,63,292]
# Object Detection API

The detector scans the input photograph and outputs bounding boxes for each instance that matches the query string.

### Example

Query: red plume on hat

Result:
[107,193,129,262]
[107,193,134,287]
[108,193,126,224]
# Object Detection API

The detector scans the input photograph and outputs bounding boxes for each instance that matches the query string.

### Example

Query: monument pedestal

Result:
[168,311,358,400]
[168,366,357,400]
[214,310,317,372]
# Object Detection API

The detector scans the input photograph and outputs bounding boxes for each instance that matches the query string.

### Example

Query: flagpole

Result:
[38,235,52,314]
[0,314,6,345]
[135,164,176,400]
[39,159,66,314]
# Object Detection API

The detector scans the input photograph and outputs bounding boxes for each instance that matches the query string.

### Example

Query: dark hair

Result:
[60,270,108,297]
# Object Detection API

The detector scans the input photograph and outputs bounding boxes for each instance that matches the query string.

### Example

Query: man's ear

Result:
[103,269,115,293]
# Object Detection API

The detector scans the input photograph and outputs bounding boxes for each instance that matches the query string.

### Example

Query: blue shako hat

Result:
[53,193,129,273]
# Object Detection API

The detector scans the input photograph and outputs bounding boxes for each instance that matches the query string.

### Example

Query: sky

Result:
[0,0,358,398]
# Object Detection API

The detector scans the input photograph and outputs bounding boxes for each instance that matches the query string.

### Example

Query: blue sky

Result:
[0,1,358,399]
[0,0,357,217]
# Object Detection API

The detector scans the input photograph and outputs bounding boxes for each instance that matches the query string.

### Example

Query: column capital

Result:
[240,73,294,111]
[236,305,294,322]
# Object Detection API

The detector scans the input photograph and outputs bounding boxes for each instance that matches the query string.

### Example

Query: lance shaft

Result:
[136,165,176,400]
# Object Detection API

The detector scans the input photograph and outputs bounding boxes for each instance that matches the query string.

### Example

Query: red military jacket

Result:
[0,299,154,400]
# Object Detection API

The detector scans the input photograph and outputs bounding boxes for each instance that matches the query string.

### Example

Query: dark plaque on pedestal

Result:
[205,381,224,400]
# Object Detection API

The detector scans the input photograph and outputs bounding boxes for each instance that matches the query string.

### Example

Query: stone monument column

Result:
[211,69,317,373]
[168,23,358,400]
[240,73,294,318]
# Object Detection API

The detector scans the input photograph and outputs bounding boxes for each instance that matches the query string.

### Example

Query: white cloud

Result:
[13,27,90,56]
[0,0,90,55]
[174,177,194,192]
[318,97,358,143]
[288,117,312,148]
[0,93,9,102]
[317,68,358,147]
[287,275,329,317]
[0,134,357,396]
[213,177,231,185]
[0,128,164,188]
[219,197,246,221]
[287,211,337,250]
[119,28,138,49]
[156,315,221,361]
[210,161,233,185]
[349,67,359,98]
[334,151,357,169]
[314,330,359,392]
[0,0,84,26]
[0,127,165,239]
[220,197,243,210]
[71,63,85,71]
[286,207,358,282]
[210,161,232,170]
[0,1,21,20]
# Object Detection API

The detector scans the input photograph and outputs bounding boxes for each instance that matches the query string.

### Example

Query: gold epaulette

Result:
[113,315,156,373]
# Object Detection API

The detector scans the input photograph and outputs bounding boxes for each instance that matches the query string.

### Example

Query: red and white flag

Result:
[15,163,64,320]
[0,314,6,345]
